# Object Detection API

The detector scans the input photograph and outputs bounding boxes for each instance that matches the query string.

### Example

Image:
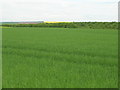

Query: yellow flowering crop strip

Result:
[44,21,72,23]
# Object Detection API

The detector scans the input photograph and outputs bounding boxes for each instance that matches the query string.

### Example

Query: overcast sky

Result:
[0,0,119,22]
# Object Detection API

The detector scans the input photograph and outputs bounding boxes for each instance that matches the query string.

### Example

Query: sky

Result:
[0,0,119,22]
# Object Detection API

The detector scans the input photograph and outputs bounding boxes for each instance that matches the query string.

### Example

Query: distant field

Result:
[44,21,71,23]
[2,27,118,88]
[0,26,11,28]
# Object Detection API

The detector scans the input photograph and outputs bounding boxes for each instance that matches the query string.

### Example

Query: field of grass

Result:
[0,27,2,89]
[2,27,118,88]
[0,26,11,28]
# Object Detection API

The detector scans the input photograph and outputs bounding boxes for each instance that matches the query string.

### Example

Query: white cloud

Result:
[0,0,119,22]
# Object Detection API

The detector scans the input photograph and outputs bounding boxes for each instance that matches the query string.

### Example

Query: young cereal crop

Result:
[2,27,118,88]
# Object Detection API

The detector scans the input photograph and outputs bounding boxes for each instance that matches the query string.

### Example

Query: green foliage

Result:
[3,27,118,88]
[2,22,118,29]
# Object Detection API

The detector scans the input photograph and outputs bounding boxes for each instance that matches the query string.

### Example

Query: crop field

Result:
[2,27,118,88]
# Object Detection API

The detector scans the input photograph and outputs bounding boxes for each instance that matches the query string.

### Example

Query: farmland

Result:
[2,27,118,88]
[2,22,118,29]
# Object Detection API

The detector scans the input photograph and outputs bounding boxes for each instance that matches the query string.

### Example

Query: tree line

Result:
[1,22,118,29]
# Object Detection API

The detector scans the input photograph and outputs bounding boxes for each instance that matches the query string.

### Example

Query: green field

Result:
[2,27,118,88]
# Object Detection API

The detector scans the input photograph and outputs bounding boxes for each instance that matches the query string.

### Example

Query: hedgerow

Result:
[1,22,118,29]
